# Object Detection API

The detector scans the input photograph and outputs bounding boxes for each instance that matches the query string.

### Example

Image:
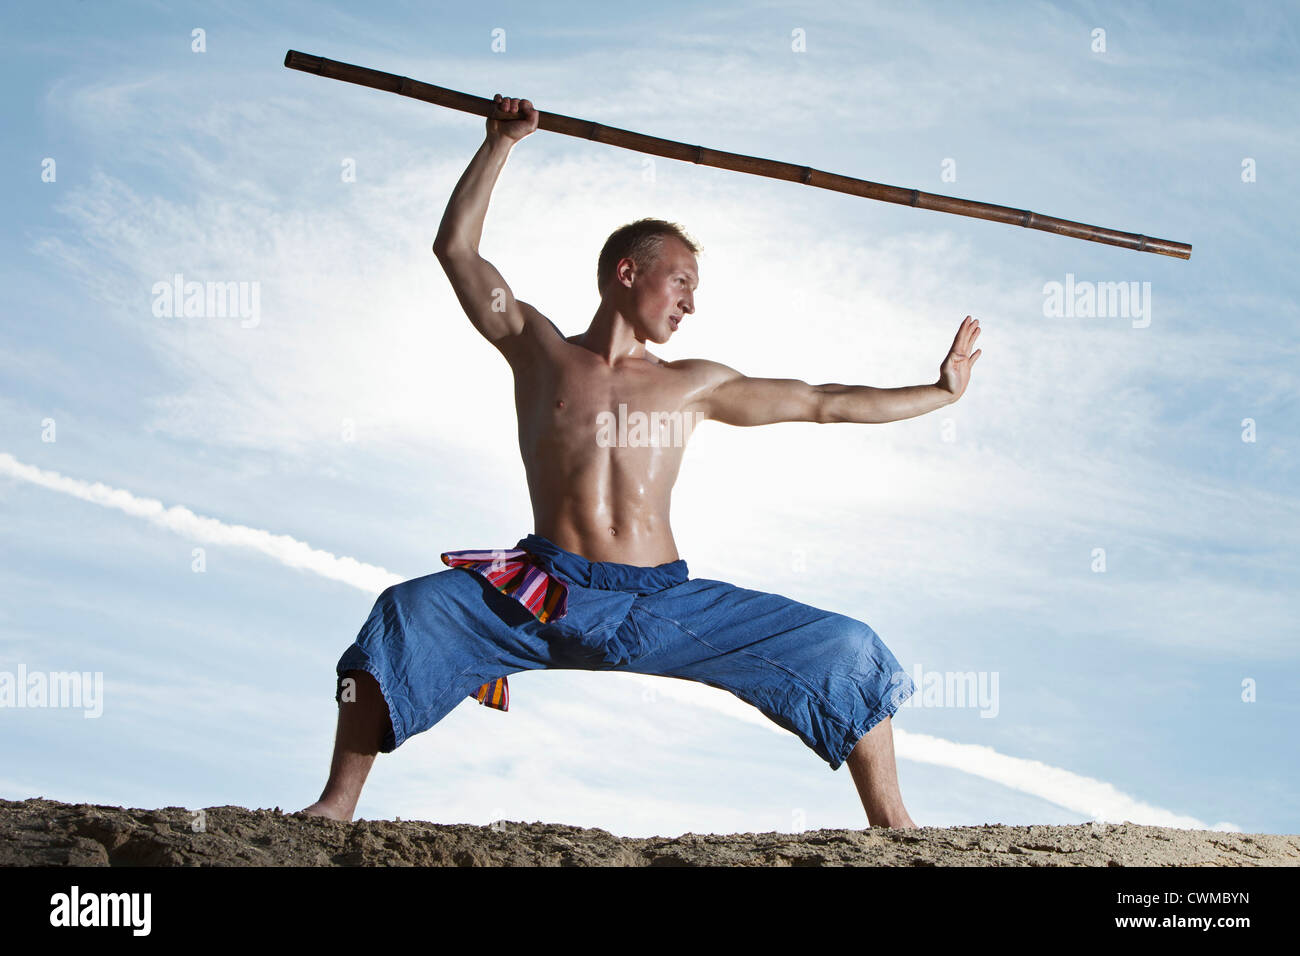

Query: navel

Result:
[609,527,617,536]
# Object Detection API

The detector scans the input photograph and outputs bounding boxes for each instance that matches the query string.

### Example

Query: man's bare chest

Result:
[515,354,701,452]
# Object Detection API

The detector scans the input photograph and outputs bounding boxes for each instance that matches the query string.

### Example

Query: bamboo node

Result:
[909,189,920,207]
[801,166,814,185]
[1021,210,1035,228]
[1136,236,1148,252]
[586,121,601,141]
[695,145,704,164]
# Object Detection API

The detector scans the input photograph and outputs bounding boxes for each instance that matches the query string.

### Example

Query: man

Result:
[301,94,982,827]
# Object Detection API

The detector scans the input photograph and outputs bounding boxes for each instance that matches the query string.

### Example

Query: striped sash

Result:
[439,548,571,712]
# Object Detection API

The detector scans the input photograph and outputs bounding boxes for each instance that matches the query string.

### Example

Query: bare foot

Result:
[297,799,353,822]
[871,814,919,829]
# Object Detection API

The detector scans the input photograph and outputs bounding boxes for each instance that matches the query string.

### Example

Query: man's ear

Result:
[617,256,637,287]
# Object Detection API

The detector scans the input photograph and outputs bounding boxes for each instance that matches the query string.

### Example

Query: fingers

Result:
[492,94,532,116]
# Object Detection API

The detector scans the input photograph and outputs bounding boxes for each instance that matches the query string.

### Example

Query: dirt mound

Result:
[3,797,1295,866]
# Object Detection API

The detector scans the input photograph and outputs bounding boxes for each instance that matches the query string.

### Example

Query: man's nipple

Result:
[555,399,565,410]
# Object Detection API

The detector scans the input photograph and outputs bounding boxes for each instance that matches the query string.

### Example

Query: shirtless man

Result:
[301,94,981,828]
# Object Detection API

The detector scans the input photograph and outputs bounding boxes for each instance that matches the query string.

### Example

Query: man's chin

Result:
[636,324,671,345]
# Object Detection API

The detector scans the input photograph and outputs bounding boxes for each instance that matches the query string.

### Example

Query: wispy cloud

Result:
[0,453,400,594]
[614,673,1239,830]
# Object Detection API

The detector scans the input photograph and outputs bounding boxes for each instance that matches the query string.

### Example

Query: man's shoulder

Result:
[517,301,567,343]
[491,300,570,372]
[660,358,746,420]
[663,357,744,387]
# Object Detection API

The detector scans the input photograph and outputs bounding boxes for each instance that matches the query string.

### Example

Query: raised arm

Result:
[685,316,982,425]
[432,95,539,353]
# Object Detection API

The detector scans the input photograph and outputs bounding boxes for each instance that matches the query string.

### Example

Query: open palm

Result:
[937,316,982,402]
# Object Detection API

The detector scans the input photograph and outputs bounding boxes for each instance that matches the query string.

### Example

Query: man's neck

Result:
[579,301,654,368]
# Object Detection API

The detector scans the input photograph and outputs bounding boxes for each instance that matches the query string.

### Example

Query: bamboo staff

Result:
[283,50,1191,260]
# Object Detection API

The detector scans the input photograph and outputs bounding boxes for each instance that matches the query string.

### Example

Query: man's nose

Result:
[681,296,694,314]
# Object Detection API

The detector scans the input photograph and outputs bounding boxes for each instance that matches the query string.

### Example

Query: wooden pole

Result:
[283,50,1191,260]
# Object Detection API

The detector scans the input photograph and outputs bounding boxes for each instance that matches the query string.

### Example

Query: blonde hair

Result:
[597,218,700,294]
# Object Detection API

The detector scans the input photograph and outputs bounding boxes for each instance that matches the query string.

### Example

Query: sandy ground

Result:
[3,797,1296,866]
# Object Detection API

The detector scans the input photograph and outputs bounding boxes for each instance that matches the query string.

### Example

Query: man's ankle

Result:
[866,807,916,828]
[302,793,356,821]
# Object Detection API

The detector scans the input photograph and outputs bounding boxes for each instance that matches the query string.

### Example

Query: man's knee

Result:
[821,617,913,708]
[823,616,884,661]
[378,574,432,613]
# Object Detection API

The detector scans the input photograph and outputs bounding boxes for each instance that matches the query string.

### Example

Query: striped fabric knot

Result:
[439,548,570,712]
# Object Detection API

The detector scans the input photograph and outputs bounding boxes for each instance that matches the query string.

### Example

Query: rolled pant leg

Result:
[336,568,553,752]
[626,578,917,770]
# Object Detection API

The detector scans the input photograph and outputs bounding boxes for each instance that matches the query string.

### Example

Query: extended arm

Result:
[432,95,539,349]
[690,316,983,425]
[818,382,953,424]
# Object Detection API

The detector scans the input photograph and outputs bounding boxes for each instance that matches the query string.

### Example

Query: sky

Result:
[1,0,1296,838]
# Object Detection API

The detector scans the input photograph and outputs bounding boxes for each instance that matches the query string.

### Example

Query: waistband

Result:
[516,533,689,594]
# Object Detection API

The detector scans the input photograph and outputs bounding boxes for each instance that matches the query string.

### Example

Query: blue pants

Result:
[336,533,916,770]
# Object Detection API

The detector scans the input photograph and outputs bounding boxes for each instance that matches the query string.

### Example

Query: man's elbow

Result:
[812,386,835,425]
[432,231,472,259]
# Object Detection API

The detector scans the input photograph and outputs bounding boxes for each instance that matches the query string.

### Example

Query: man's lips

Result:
[669,315,681,330]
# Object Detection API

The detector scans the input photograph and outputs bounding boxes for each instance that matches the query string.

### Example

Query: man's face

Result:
[626,237,697,343]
